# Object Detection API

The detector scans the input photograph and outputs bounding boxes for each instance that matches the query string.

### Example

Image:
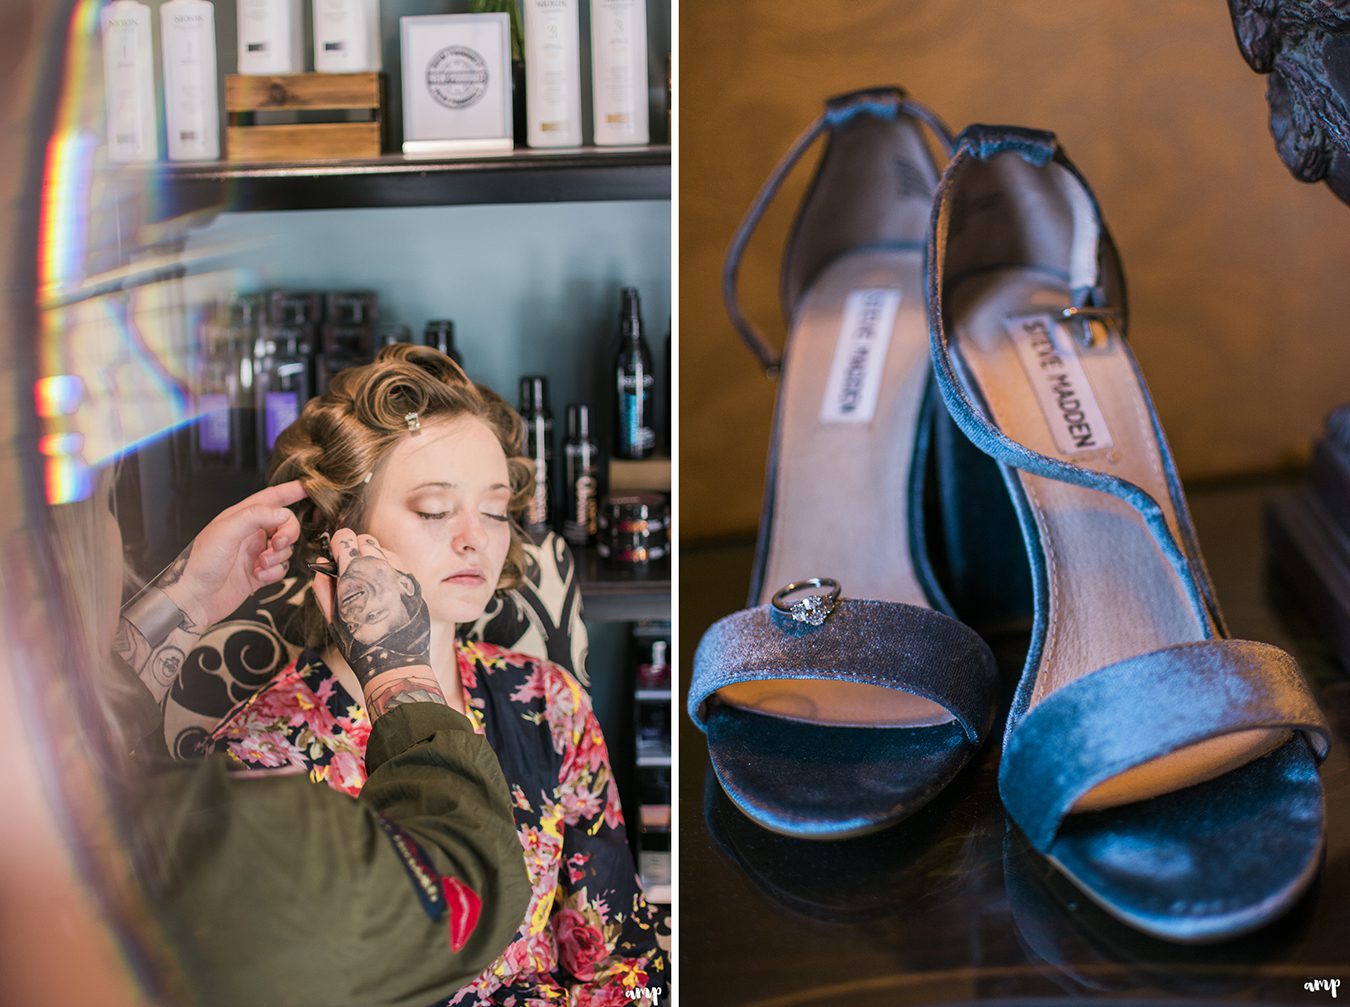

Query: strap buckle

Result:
[1058,305,1121,350]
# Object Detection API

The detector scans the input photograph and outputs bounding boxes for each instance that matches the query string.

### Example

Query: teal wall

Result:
[188,198,671,428]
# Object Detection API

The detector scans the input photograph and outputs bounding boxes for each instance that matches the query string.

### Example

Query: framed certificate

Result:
[400,13,513,156]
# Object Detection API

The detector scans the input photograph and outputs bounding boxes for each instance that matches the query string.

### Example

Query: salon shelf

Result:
[146,145,671,215]
[635,688,671,703]
[575,544,670,623]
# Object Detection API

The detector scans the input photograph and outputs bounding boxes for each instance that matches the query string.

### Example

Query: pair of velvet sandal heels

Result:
[687,86,1332,944]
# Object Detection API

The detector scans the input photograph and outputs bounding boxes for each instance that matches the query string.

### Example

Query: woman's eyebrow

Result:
[408,481,511,492]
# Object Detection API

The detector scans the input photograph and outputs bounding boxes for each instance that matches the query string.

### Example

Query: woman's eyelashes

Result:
[412,503,510,524]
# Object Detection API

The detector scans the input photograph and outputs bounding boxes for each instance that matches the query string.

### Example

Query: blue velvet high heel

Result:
[927,124,1332,941]
[688,87,1002,840]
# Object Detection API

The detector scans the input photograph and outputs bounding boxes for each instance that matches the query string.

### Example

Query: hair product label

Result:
[238,0,305,75]
[590,0,648,146]
[161,0,220,161]
[523,0,582,146]
[101,1,157,162]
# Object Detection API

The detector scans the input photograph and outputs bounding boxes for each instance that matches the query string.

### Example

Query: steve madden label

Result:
[819,289,901,424]
[1004,312,1114,455]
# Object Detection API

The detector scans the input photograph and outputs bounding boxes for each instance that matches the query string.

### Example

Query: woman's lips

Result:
[442,570,486,586]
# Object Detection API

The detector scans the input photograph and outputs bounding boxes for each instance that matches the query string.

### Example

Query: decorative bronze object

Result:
[1227,0,1350,204]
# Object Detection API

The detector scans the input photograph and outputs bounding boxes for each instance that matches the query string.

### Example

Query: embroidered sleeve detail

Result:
[376,817,446,922]
[442,876,484,953]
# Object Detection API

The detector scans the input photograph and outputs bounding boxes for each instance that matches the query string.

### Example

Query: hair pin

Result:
[363,471,373,484]
[405,411,421,433]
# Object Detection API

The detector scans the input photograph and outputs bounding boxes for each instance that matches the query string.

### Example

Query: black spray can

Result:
[423,319,463,367]
[613,287,655,459]
[563,403,600,546]
[519,375,553,538]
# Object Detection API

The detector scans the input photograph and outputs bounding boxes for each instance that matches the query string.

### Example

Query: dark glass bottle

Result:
[256,326,313,467]
[563,403,600,546]
[320,290,375,394]
[519,375,553,538]
[195,296,261,469]
[194,313,241,469]
[613,287,655,459]
[423,319,463,366]
[663,323,671,456]
[374,323,413,355]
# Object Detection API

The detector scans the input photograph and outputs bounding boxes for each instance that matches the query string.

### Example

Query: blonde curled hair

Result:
[267,344,534,647]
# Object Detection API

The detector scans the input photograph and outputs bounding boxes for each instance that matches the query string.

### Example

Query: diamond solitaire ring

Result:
[770,578,842,627]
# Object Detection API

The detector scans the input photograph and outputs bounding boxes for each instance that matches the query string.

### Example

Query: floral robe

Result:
[210,640,667,1005]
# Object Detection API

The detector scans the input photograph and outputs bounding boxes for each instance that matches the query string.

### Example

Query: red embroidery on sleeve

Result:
[441,876,483,952]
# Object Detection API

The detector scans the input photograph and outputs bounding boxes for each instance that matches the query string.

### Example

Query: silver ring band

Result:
[770,577,842,627]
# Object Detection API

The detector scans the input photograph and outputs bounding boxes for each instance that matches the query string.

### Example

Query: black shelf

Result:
[145,145,671,214]
[575,544,670,623]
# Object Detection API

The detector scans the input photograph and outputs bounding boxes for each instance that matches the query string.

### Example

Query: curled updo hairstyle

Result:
[267,344,534,645]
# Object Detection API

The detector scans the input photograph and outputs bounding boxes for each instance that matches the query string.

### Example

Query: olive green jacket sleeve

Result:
[123,696,530,1007]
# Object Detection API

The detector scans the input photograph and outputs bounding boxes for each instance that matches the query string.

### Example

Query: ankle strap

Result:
[722,87,954,376]
[928,125,1226,636]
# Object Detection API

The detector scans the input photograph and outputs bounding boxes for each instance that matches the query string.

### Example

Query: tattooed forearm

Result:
[112,618,152,673]
[363,670,447,721]
[114,616,199,706]
[117,587,204,706]
[147,645,186,692]
[156,540,194,589]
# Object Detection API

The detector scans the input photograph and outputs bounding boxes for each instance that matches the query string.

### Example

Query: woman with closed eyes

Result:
[210,344,666,1005]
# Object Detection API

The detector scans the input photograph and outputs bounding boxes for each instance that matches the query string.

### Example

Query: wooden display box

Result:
[225,72,385,163]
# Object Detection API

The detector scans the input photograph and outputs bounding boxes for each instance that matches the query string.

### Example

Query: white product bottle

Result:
[313,0,382,73]
[590,0,648,146]
[161,0,220,161]
[101,0,157,162]
[523,0,583,147]
[238,0,305,75]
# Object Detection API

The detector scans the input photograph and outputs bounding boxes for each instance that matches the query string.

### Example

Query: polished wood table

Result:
[679,479,1350,1005]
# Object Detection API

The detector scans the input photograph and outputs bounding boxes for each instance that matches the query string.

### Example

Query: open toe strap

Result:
[689,599,999,745]
[1000,640,1332,851]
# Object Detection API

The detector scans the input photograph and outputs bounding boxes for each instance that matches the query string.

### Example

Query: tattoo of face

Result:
[156,540,195,589]
[330,556,432,686]
[364,673,447,720]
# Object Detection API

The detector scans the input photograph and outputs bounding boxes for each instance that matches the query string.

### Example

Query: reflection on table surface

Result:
[679,481,1350,1006]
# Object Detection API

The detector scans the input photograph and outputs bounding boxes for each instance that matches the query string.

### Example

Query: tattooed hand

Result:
[156,480,308,630]
[117,480,308,707]
[312,530,445,720]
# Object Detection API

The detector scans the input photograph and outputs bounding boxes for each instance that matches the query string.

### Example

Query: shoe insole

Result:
[718,247,953,729]
[948,268,1286,811]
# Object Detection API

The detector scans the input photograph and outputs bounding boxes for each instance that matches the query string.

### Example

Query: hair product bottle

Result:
[522,0,582,147]
[319,291,375,394]
[237,0,305,75]
[590,0,648,146]
[423,319,463,367]
[101,1,157,163]
[255,325,313,465]
[313,0,382,73]
[519,375,554,538]
[194,312,241,469]
[563,403,600,546]
[374,323,412,352]
[161,0,220,161]
[662,323,670,455]
[613,287,654,459]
